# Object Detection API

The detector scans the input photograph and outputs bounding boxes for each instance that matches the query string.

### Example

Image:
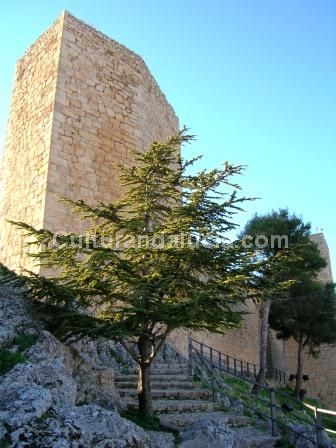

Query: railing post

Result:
[226,355,229,370]
[247,363,250,378]
[315,409,324,447]
[234,358,237,374]
[210,347,215,402]
[219,352,222,370]
[240,360,243,375]
[254,364,257,378]
[270,388,279,437]
[188,337,193,376]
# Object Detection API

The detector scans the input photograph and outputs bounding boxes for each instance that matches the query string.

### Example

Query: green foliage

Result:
[270,281,336,351]
[241,208,326,301]
[223,376,250,393]
[1,129,254,349]
[0,436,11,448]
[0,333,37,375]
[1,129,257,416]
[275,427,294,448]
[13,334,38,353]
[76,400,90,407]
[0,349,26,375]
[120,408,160,431]
[35,409,57,423]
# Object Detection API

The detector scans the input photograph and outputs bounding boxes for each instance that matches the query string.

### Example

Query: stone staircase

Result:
[116,362,220,413]
[116,361,280,447]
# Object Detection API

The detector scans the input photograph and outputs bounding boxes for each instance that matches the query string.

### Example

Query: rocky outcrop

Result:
[288,423,336,448]
[7,404,175,448]
[0,289,177,447]
[0,385,52,429]
[179,416,249,448]
[0,286,37,345]
[0,330,121,410]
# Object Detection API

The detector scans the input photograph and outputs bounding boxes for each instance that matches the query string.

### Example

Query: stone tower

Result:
[0,11,178,272]
[310,233,333,283]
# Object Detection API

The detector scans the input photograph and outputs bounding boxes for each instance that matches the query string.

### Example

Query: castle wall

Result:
[0,11,178,272]
[0,15,64,272]
[283,233,336,407]
[44,12,178,235]
[168,299,261,365]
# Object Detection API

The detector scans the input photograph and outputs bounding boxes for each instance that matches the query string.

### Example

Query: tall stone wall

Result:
[283,233,336,407]
[168,299,261,365]
[0,14,64,272]
[44,12,178,235]
[0,11,178,272]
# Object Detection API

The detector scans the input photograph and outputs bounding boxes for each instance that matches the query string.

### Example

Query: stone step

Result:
[127,368,189,375]
[152,363,189,370]
[125,398,220,413]
[116,380,196,389]
[119,388,211,400]
[231,426,280,448]
[158,411,251,432]
[116,373,191,382]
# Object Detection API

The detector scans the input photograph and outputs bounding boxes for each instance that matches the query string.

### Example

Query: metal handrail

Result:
[188,337,336,446]
[188,337,286,384]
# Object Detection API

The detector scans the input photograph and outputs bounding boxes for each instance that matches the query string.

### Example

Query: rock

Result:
[27,331,120,409]
[0,385,52,429]
[220,394,231,409]
[72,337,137,373]
[9,404,171,448]
[0,286,37,346]
[154,342,186,365]
[230,398,245,415]
[147,431,175,448]
[288,423,336,448]
[0,359,77,407]
[179,416,249,448]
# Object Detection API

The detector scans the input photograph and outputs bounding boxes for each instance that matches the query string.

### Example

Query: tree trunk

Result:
[294,337,304,400]
[252,300,271,395]
[137,335,154,417]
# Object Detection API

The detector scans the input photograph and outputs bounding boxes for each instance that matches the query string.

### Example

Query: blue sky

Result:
[0,0,335,275]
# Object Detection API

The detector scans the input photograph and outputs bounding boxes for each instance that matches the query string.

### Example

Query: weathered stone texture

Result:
[2,10,336,410]
[283,233,336,407]
[0,14,64,272]
[0,10,178,272]
[45,12,178,235]
[168,299,260,365]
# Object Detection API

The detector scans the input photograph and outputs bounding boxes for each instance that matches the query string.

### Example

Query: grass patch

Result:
[35,409,57,423]
[223,376,250,393]
[0,349,26,375]
[120,408,160,431]
[275,427,294,448]
[13,334,38,353]
[0,333,38,375]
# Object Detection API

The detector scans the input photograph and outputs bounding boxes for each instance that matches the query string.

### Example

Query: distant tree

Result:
[0,129,254,417]
[270,280,336,399]
[240,209,326,394]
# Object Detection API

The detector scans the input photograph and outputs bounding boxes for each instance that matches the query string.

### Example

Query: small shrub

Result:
[0,349,26,375]
[77,400,90,406]
[13,334,38,353]
[35,409,56,423]
[120,408,160,431]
